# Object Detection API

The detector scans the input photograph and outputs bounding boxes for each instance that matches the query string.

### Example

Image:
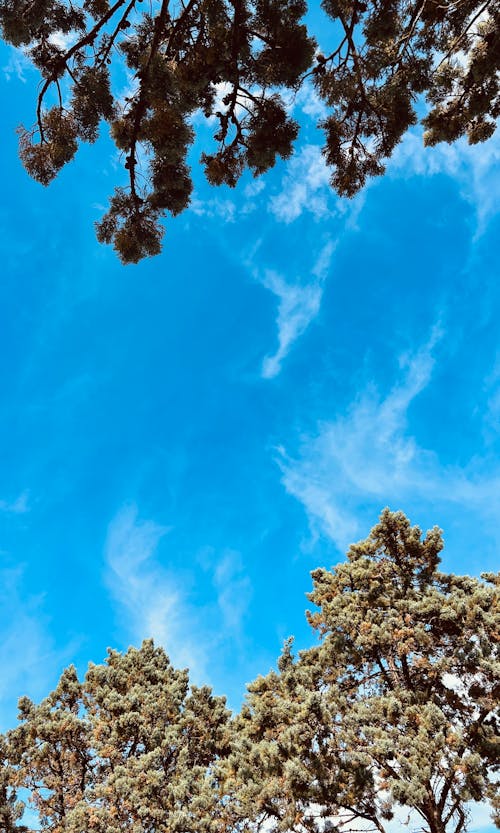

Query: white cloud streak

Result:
[268,142,367,230]
[0,566,69,731]
[189,196,237,223]
[389,127,500,235]
[105,505,252,684]
[269,145,332,223]
[105,504,202,673]
[0,491,30,514]
[212,549,252,633]
[278,325,500,553]
[2,48,30,82]
[48,31,75,50]
[269,126,499,232]
[260,240,335,379]
[260,272,322,380]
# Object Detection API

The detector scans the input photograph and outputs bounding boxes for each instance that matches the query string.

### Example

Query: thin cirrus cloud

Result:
[269,144,333,223]
[0,491,30,514]
[260,239,335,380]
[268,127,500,234]
[2,46,30,82]
[0,565,71,731]
[388,127,500,235]
[105,504,202,675]
[104,504,251,684]
[211,549,252,634]
[277,325,500,555]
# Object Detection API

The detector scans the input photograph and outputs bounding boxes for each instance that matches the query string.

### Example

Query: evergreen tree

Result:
[1,514,498,833]
[1,0,499,262]
[4,640,231,833]
[226,510,499,833]
[0,736,24,833]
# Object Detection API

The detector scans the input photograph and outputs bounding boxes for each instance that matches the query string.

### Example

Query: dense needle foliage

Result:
[0,511,498,833]
[1,0,499,261]
[2,642,231,833]
[226,510,500,833]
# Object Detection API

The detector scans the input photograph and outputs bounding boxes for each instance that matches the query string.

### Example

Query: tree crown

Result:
[226,510,500,833]
[1,0,499,261]
[1,512,498,833]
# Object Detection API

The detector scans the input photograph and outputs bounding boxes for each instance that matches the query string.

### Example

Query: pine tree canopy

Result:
[2,641,231,833]
[1,0,499,262]
[0,511,498,833]
[224,510,500,833]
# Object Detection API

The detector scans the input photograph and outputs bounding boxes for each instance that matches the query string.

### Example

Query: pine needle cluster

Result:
[0,511,498,833]
[1,0,499,261]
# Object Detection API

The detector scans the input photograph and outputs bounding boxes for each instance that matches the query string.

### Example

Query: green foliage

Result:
[0,735,24,833]
[2,640,230,833]
[225,510,500,833]
[1,0,499,261]
[0,513,498,833]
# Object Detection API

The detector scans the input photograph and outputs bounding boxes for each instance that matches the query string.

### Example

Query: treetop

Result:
[1,0,499,261]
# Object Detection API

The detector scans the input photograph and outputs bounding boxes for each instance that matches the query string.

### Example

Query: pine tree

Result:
[0,735,24,833]
[1,515,498,833]
[226,510,500,833]
[1,0,499,262]
[4,640,231,833]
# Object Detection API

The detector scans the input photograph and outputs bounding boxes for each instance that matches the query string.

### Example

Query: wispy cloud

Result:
[105,504,200,672]
[389,128,500,235]
[189,196,237,223]
[294,81,329,121]
[260,240,335,379]
[105,505,252,683]
[0,491,30,514]
[211,549,252,633]
[282,78,328,121]
[260,272,322,379]
[0,566,69,731]
[268,143,367,229]
[269,145,332,223]
[278,325,500,553]
[269,124,499,233]
[48,31,76,50]
[244,179,266,198]
[2,47,30,82]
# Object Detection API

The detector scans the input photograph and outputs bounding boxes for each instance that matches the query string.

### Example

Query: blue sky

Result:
[0,31,499,831]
